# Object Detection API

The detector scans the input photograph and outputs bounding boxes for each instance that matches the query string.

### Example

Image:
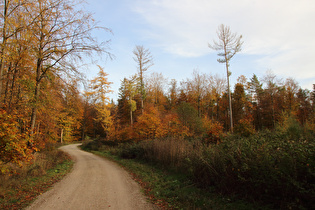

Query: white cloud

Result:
[131,0,315,85]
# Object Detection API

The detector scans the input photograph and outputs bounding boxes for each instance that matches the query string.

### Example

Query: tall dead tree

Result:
[209,24,243,133]
[133,45,153,114]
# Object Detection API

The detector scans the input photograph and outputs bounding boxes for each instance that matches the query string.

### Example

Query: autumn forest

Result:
[0,0,314,209]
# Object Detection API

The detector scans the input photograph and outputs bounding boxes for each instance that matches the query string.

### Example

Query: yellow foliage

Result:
[86,65,113,106]
[0,109,36,172]
[95,104,113,136]
[134,107,162,139]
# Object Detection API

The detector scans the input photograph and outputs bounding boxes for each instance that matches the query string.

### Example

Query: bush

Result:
[197,131,315,209]
[81,129,314,209]
[119,143,146,159]
[234,118,256,137]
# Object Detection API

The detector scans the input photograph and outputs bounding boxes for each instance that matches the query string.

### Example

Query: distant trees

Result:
[115,65,314,141]
[209,24,243,133]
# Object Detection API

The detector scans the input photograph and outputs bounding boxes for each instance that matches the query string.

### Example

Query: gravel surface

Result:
[26,144,155,210]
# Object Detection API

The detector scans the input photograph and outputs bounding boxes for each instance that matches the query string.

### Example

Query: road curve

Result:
[26,144,155,210]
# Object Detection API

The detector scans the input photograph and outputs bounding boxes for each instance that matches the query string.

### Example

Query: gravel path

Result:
[26,144,155,210]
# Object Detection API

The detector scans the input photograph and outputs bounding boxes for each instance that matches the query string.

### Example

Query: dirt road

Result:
[26,144,155,210]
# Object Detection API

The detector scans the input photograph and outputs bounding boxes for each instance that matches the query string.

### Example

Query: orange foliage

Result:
[134,107,162,139]
[202,116,224,144]
[0,109,37,171]
[160,113,190,139]
[115,126,137,142]
[133,107,191,140]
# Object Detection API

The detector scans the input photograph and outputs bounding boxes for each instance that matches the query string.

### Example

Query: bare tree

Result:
[168,79,178,110]
[145,72,167,105]
[184,69,207,117]
[133,45,153,113]
[209,24,243,133]
[209,74,226,120]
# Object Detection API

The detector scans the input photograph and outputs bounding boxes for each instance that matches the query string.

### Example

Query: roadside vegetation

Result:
[82,117,314,210]
[0,148,73,210]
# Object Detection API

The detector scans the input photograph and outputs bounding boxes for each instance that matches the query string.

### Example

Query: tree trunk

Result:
[30,56,42,134]
[61,128,64,143]
[140,69,144,114]
[30,80,40,134]
[0,0,10,99]
[226,61,233,133]
[130,109,133,126]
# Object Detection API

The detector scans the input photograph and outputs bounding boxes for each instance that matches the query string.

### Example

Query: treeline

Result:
[112,69,315,142]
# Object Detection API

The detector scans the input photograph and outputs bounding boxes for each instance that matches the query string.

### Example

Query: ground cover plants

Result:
[0,149,73,209]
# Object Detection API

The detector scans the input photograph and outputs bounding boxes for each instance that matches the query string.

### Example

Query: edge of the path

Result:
[0,146,74,210]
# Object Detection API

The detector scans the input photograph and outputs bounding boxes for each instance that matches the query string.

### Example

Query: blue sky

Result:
[82,0,315,101]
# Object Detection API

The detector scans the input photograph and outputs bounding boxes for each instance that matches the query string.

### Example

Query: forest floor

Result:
[26,144,156,210]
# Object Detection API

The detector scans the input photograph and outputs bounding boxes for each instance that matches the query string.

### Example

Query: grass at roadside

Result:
[0,150,74,210]
[87,149,270,210]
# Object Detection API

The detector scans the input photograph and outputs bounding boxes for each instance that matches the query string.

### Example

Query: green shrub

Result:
[82,130,314,209]
[119,143,146,159]
[196,130,315,209]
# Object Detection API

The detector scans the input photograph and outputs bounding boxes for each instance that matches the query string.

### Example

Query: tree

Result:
[27,0,110,134]
[133,45,153,113]
[86,66,113,106]
[284,78,299,113]
[183,69,207,117]
[233,83,246,124]
[262,70,283,128]
[177,102,203,135]
[296,88,311,125]
[0,0,25,99]
[311,84,315,112]
[202,116,224,144]
[167,79,178,110]
[0,109,35,166]
[145,72,167,109]
[59,79,84,143]
[125,75,138,126]
[86,66,113,138]
[208,74,226,121]
[134,106,162,139]
[247,74,263,129]
[209,24,243,133]
[117,75,140,127]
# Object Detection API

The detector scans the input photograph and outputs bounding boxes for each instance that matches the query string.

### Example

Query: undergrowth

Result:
[0,149,73,209]
[85,148,266,209]
[82,122,314,209]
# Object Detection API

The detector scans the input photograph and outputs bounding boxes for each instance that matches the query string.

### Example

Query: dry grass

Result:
[142,138,195,170]
[0,149,72,207]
